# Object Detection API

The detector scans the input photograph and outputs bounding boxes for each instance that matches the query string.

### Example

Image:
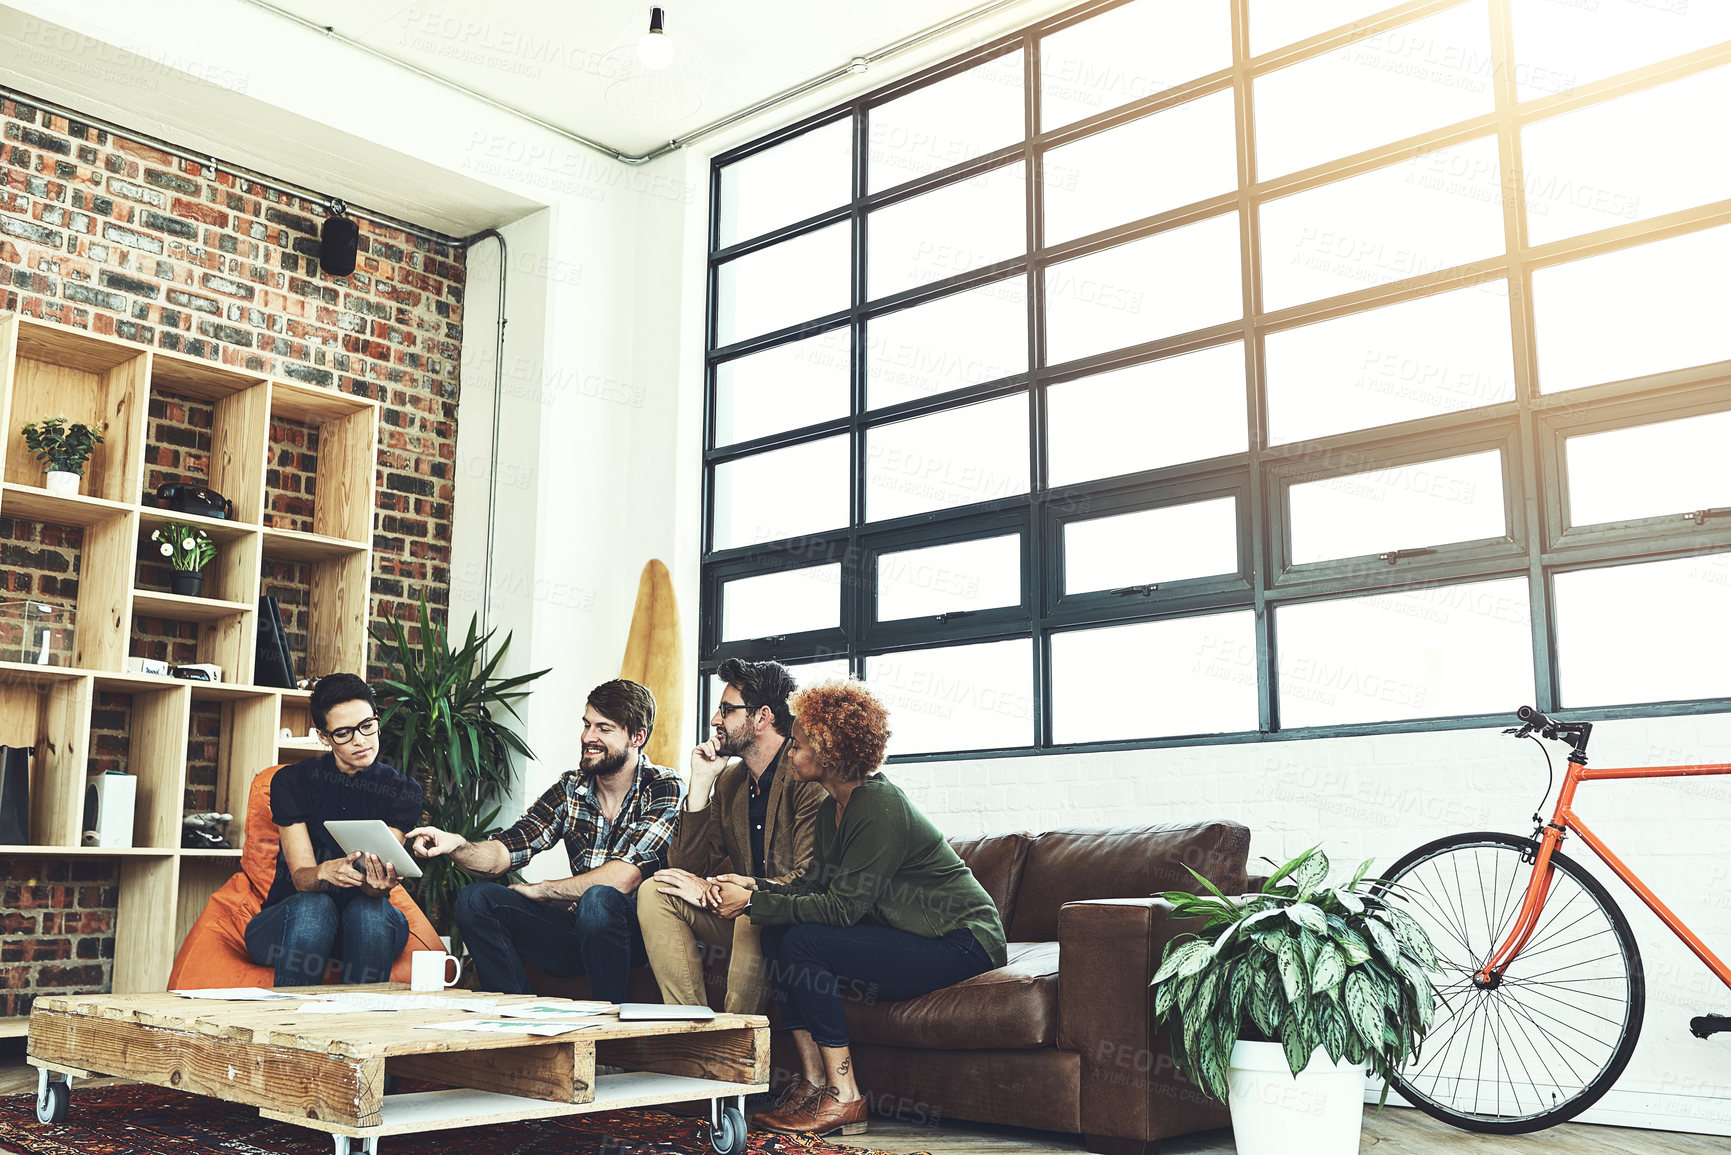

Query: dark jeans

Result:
[244,890,409,986]
[759,923,994,1048]
[455,881,646,1001]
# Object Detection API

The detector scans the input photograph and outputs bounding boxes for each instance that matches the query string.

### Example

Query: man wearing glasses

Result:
[638,658,823,1012]
[243,673,420,985]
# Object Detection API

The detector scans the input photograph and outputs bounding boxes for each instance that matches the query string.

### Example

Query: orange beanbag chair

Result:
[168,763,441,988]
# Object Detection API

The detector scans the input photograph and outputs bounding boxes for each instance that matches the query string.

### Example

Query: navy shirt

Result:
[262,753,422,909]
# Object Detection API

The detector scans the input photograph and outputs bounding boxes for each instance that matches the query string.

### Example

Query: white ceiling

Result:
[265,0,1031,155]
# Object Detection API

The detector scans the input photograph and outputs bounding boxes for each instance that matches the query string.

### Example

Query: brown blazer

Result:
[668,742,823,884]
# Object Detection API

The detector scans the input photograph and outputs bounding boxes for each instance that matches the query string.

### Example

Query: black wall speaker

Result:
[320,210,360,278]
[0,746,31,845]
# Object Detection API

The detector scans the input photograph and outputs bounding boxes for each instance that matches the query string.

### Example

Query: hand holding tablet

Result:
[324,819,424,879]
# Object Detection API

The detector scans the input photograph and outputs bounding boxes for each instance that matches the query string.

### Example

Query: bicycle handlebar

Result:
[1508,705,1593,756]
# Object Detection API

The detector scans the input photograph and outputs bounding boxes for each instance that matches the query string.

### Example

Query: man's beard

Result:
[582,745,632,777]
[714,723,750,760]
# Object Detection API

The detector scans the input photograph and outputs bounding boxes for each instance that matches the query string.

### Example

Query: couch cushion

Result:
[1007,821,1250,942]
[844,940,1058,1050]
[947,832,1030,932]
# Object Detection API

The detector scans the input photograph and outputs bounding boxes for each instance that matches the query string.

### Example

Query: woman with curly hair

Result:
[705,678,1005,1138]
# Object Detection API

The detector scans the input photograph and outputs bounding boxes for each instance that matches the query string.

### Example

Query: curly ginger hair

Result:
[790,679,892,782]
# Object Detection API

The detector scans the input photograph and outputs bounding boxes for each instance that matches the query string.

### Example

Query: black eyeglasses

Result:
[322,717,381,744]
[715,703,753,716]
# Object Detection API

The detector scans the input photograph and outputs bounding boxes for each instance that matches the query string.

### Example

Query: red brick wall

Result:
[0,857,117,1017]
[0,95,468,1009]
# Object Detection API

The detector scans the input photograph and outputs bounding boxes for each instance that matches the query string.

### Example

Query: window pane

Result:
[1065,497,1239,593]
[1264,284,1515,444]
[1043,90,1238,246]
[877,536,1021,621]
[868,639,1033,755]
[866,279,1028,408]
[1533,225,1731,394]
[1554,554,1731,708]
[1276,578,1534,727]
[868,162,1026,301]
[1045,211,1242,366]
[1565,410,1731,529]
[1260,137,1505,310]
[1254,2,1496,179]
[1288,450,1507,565]
[1510,0,1731,102]
[713,436,849,550]
[715,223,851,346]
[1522,65,1731,246]
[1052,612,1259,743]
[722,565,840,641]
[718,119,852,247]
[1040,0,1233,130]
[714,329,849,447]
[869,51,1025,193]
[866,395,1030,521]
[1249,0,1406,56]
[1048,342,1249,486]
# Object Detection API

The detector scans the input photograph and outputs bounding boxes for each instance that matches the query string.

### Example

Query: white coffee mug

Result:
[410,950,462,992]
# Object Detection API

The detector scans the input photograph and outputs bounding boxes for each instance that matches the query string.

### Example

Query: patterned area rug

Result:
[0,1082,923,1155]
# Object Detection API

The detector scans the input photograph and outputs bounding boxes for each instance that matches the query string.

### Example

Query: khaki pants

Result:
[635,882,769,1014]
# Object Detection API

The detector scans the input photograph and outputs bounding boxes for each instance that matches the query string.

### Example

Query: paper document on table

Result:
[292,993,498,1013]
[488,1001,617,1018]
[170,988,301,1001]
[417,1018,601,1036]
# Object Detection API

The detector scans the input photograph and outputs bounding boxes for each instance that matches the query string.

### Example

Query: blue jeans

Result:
[759,923,994,1048]
[244,890,409,986]
[455,882,646,1001]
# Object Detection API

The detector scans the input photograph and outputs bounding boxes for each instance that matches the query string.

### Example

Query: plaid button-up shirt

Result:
[496,753,684,876]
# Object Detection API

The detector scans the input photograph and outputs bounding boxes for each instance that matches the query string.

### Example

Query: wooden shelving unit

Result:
[0,312,380,1008]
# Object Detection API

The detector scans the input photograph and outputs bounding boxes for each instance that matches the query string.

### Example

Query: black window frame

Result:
[700,0,1731,760]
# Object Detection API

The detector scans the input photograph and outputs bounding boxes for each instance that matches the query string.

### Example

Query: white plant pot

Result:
[1227,1040,1367,1155]
[44,470,80,496]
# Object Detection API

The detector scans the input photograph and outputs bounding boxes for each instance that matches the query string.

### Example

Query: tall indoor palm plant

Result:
[372,595,549,951]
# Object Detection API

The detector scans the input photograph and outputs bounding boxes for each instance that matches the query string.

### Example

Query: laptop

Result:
[617,1002,717,1021]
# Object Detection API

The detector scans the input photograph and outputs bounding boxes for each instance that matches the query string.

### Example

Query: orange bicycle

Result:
[1373,705,1731,1133]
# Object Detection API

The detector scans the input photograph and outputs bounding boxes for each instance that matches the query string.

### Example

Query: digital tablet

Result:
[324,819,423,879]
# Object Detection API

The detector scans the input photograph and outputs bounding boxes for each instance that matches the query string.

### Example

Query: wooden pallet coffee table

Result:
[27,986,768,1155]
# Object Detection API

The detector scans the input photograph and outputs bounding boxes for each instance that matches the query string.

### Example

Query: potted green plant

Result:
[372,594,549,954]
[1150,847,1441,1155]
[150,522,218,596]
[20,416,105,496]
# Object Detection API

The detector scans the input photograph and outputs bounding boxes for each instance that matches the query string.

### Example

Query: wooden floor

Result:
[0,1052,1722,1155]
[867,1108,1731,1155]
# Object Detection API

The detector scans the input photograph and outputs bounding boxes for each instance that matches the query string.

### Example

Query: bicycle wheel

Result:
[1372,832,1644,1133]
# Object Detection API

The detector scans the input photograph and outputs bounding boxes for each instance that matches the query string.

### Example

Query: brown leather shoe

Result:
[782,1085,868,1137]
[750,1075,818,1131]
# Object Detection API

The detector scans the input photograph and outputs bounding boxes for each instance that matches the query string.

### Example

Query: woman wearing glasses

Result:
[243,673,422,985]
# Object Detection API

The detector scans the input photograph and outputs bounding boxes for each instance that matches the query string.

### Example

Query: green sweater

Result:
[749,774,1007,968]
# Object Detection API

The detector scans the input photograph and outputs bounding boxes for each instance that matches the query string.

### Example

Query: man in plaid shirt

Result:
[409,679,684,1000]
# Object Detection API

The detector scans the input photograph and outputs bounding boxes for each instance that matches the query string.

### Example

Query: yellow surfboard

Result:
[620,559,685,770]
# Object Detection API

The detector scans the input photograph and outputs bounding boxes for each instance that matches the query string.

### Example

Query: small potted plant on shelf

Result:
[151,522,218,597]
[20,416,105,496]
[1150,846,1441,1155]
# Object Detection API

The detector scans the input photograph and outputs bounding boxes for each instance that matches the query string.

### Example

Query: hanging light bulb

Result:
[636,7,676,70]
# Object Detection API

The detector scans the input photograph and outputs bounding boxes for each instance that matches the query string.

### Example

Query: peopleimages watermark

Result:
[18,21,251,94]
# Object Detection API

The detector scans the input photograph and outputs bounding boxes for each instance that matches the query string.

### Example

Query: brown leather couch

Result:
[530,819,1250,1155]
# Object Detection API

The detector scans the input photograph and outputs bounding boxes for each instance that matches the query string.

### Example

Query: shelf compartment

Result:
[0,483,133,528]
[265,382,377,547]
[261,526,367,564]
[88,679,190,853]
[130,591,253,625]
[3,318,151,505]
[0,670,91,847]
[136,516,261,607]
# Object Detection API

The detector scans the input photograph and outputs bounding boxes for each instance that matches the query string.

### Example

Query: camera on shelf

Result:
[182,812,233,850]
[170,663,222,682]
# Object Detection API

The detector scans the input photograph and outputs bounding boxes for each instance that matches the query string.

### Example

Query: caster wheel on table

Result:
[35,1080,69,1125]
[710,1105,746,1155]
[332,1136,379,1154]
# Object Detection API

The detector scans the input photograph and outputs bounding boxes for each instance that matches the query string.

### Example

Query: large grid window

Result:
[702,0,1731,759]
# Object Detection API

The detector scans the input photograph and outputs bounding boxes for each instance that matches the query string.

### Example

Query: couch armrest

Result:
[1057,898,1229,1148]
